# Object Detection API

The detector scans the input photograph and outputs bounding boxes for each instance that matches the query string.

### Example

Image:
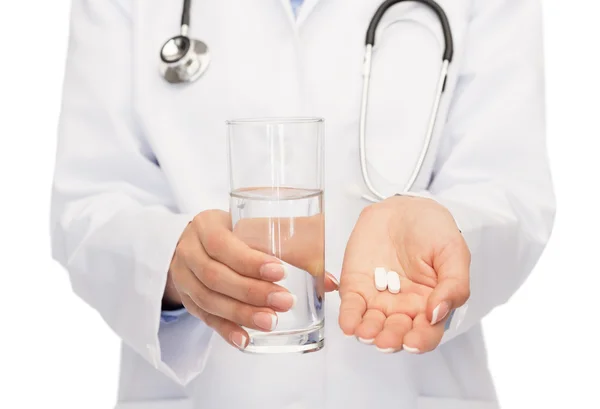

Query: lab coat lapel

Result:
[277,0,297,27]
[276,0,326,29]
[295,0,324,27]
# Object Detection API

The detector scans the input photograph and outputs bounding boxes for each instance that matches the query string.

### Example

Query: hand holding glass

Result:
[227,118,325,354]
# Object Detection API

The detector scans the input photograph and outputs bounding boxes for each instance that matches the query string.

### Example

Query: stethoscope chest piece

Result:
[159,35,211,84]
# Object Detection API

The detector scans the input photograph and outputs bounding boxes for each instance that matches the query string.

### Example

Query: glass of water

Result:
[226,117,325,354]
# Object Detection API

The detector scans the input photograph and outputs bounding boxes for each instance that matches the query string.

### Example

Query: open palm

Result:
[338,196,470,353]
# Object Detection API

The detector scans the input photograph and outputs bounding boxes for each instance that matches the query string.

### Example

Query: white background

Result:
[0,1,598,408]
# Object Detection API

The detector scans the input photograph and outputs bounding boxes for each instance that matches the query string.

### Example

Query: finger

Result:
[185,278,279,332]
[427,239,470,325]
[183,240,294,311]
[427,278,469,325]
[402,312,445,354]
[355,309,386,343]
[192,216,284,281]
[374,313,413,352]
[180,294,250,350]
[324,272,340,292]
[338,292,367,336]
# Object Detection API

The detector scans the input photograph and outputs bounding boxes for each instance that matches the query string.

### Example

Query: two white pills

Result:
[374,267,401,294]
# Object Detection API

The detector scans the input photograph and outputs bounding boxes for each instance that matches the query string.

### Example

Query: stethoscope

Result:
[159,0,210,83]
[159,0,453,202]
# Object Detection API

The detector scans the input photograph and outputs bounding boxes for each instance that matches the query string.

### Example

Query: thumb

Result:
[427,241,471,326]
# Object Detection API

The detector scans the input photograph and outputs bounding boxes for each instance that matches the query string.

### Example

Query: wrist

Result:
[385,193,436,209]
[392,192,462,233]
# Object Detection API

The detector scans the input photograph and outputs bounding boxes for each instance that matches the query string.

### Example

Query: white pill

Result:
[374,267,388,291]
[387,271,401,294]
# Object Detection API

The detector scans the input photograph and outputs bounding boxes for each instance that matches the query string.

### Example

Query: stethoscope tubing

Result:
[359,0,453,202]
[181,0,192,35]
[160,0,454,203]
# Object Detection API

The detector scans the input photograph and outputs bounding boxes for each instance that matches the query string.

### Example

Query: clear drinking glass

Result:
[226,117,325,354]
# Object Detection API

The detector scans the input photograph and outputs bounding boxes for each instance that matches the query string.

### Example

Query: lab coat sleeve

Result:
[50,0,213,385]
[414,0,556,344]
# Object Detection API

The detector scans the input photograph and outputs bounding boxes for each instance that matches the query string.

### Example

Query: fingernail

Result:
[328,274,340,289]
[267,292,297,310]
[230,332,247,350]
[431,301,450,325]
[343,333,354,338]
[376,347,396,354]
[357,337,374,345]
[253,312,278,331]
[260,263,287,281]
[402,344,421,354]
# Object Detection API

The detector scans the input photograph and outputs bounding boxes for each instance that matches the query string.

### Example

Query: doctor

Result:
[51,0,555,408]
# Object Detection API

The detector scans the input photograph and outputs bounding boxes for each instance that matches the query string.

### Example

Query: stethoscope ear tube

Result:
[365,0,453,62]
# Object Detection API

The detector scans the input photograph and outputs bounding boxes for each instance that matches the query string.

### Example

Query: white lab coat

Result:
[51,0,555,408]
